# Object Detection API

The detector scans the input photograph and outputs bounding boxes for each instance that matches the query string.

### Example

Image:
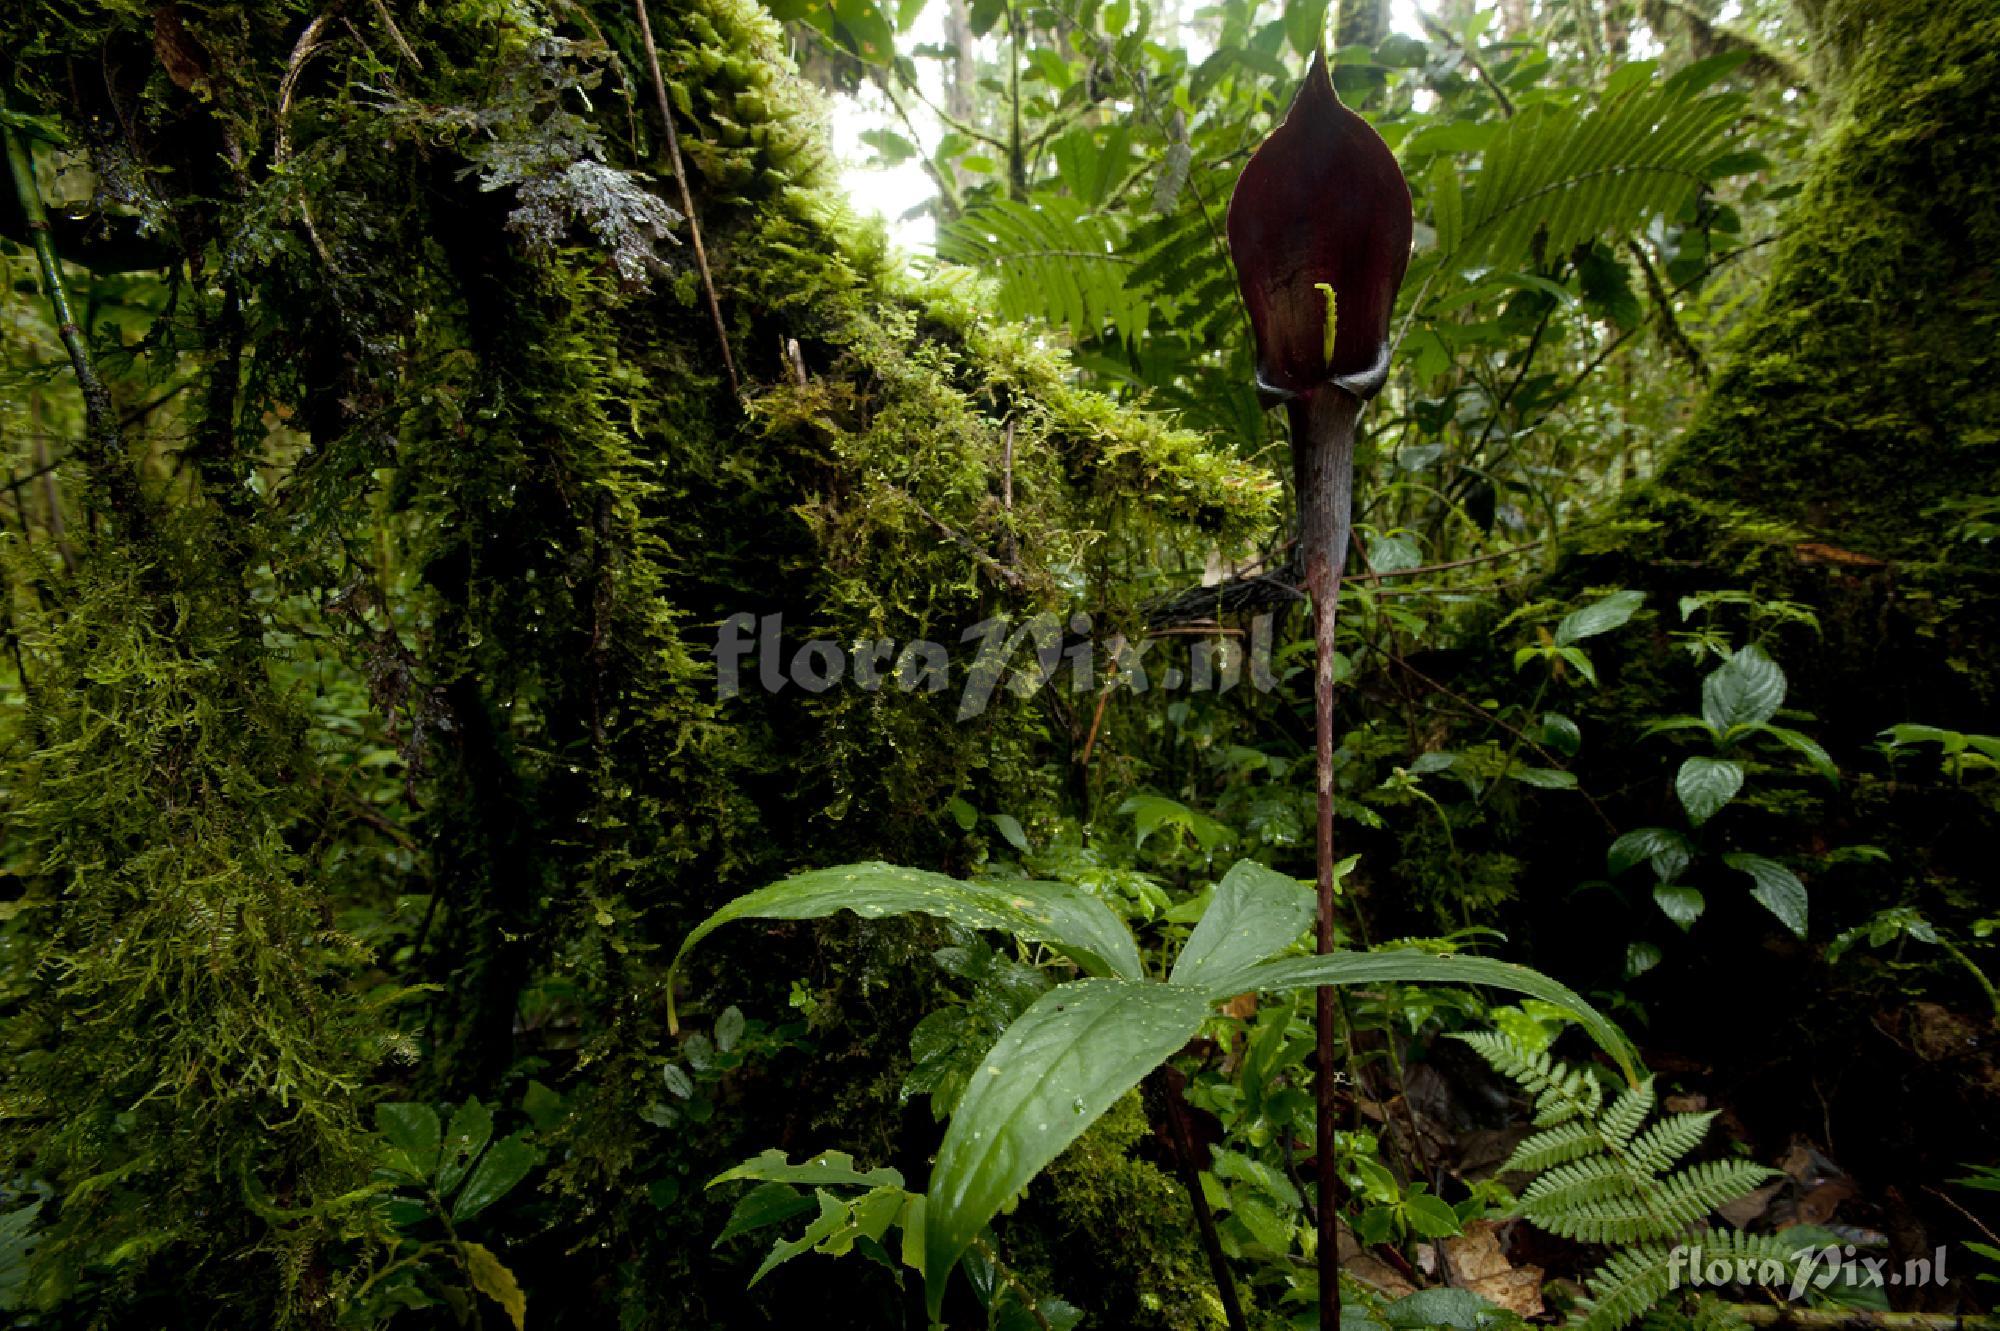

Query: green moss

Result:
[1656,0,2000,567]
[1009,1092,1242,1330]
[0,0,1278,1324]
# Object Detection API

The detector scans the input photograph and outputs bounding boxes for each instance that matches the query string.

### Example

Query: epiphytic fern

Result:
[1458,1029,1800,1330]
[937,194,1153,345]
[1427,55,1751,274]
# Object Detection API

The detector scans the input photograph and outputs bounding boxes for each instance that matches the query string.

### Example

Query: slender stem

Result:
[632,0,740,397]
[2,105,141,523]
[1287,387,1362,1331]
[1937,937,2000,1022]
[1151,1066,1250,1331]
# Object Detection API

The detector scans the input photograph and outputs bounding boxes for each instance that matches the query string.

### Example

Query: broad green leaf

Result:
[1883,723,1961,751]
[438,1100,494,1196]
[1119,792,1231,851]
[461,1242,526,1331]
[989,814,1030,853]
[1169,860,1314,992]
[1554,590,1644,646]
[1508,766,1577,789]
[1653,885,1705,931]
[1725,853,1808,938]
[1642,715,1719,740]
[452,1135,538,1223]
[816,1187,901,1260]
[1212,1147,1303,1209]
[715,1005,746,1053]
[375,1103,441,1181]
[1403,1191,1463,1238]
[1233,951,1639,1083]
[1676,756,1744,825]
[1757,724,1838,780]
[923,980,1211,1316]
[710,1149,904,1191]
[1232,1193,1293,1251]
[1284,0,1331,56]
[1384,1286,1507,1330]
[1702,645,1786,732]
[1607,827,1693,882]
[899,1194,926,1274]
[1539,712,1582,755]
[670,862,1141,1028]
[1557,645,1598,686]
[714,1182,815,1246]
[1625,941,1662,978]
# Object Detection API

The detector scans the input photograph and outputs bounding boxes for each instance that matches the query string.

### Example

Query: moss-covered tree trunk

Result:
[1477,0,2000,1265]
[0,0,1270,1324]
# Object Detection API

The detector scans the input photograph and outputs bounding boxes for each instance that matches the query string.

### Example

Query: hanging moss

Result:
[0,515,372,1321]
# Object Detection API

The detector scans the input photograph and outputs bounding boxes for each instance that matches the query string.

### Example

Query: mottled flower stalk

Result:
[1227,49,1412,1328]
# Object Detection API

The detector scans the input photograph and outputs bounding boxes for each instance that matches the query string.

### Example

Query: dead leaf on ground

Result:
[1337,1222,1417,1298]
[1441,1220,1544,1319]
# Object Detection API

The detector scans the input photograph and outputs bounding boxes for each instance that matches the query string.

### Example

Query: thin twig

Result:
[1076,686,1112,771]
[1001,416,1019,570]
[894,486,1024,589]
[633,0,740,397]
[368,0,424,68]
[277,13,338,271]
[1922,1183,2000,1250]
[1150,1066,1251,1331]
[1415,7,1515,116]
[1626,237,1706,381]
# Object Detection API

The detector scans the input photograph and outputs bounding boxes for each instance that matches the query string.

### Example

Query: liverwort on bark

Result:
[1226,46,1413,1331]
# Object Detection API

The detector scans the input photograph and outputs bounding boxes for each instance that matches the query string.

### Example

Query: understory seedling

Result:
[670,857,1637,1320]
[1608,638,1834,963]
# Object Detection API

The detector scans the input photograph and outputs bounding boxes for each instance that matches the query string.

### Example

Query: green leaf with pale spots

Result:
[668,862,1141,1029]
[923,980,1211,1318]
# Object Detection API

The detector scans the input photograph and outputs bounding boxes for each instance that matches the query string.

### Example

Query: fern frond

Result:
[1651,1160,1781,1228]
[937,196,1151,345]
[1436,76,1746,272]
[1533,1063,1605,1125]
[1579,1231,1804,1331]
[1521,1156,1650,1232]
[1126,203,1239,341]
[1530,1159,1778,1243]
[1503,1120,1604,1175]
[1577,1242,1680,1331]
[1627,1110,1717,1173]
[1600,1078,1656,1148]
